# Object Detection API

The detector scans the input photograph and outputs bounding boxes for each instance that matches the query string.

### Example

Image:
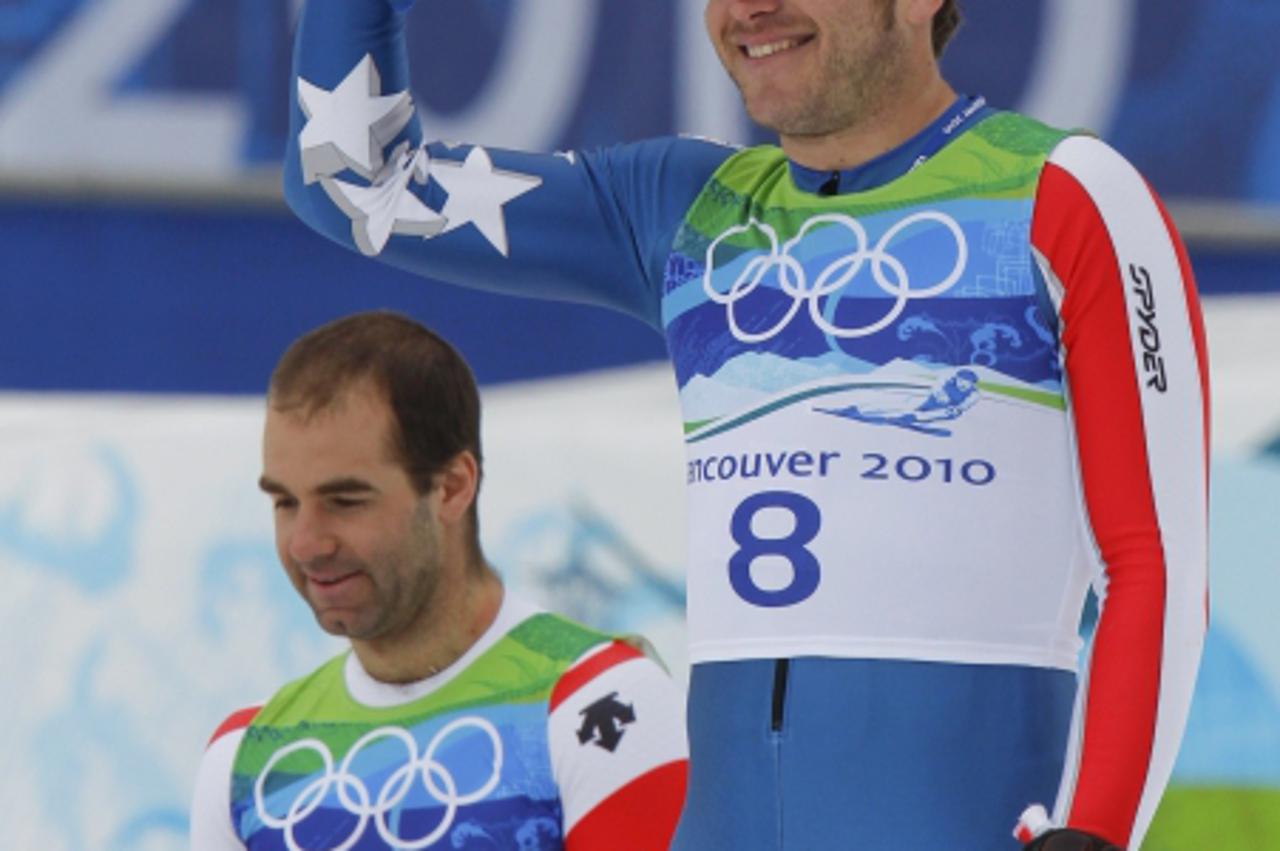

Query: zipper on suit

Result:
[771,658,790,732]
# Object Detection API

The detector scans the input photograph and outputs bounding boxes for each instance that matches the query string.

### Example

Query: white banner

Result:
[0,312,1277,845]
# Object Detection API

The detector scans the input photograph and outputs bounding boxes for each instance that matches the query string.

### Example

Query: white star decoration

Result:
[432,146,542,257]
[297,54,413,183]
[298,55,544,257]
[322,144,445,256]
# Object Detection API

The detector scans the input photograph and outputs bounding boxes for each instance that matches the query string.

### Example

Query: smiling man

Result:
[282,1,1210,848]
[190,311,688,850]
[708,0,954,169]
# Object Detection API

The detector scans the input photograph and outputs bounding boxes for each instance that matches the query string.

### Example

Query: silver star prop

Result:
[432,146,542,257]
[322,143,446,256]
[297,54,414,184]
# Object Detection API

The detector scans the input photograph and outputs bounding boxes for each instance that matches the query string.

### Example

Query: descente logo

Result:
[1129,263,1168,393]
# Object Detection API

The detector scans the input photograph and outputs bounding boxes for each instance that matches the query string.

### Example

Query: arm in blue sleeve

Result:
[284,0,734,329]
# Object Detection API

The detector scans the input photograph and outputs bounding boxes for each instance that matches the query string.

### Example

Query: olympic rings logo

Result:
[253,716,504,851]
[702,211,968,343]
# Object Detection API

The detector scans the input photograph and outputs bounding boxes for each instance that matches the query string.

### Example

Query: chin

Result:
[745,98,808,136]
[316,612,359,637]
[745,107,784,134]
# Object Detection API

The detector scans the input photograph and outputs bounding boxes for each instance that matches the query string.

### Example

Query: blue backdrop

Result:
[1,0,1278,393]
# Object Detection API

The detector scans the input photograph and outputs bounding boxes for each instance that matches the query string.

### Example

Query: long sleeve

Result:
[284,0,732,328]
[547,640,689,850]
[1030,134,1210,848]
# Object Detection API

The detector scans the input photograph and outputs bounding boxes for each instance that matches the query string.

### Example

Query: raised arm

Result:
[285,0,733,328]
[1028,134,1210,849]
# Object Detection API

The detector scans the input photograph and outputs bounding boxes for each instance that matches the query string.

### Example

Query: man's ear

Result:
[902,0,944,28]
[434,450,479,526]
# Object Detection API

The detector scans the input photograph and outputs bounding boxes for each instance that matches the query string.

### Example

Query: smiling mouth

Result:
[308,571,360,589]
[742,36,812,60]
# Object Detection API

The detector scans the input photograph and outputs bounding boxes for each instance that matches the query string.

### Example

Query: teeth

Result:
[745,38,800,59]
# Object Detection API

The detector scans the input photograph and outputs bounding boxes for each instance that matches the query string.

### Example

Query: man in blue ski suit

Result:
[283,1,1211,848]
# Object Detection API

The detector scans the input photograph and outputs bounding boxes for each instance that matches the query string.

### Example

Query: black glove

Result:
[1023,828,1123,851]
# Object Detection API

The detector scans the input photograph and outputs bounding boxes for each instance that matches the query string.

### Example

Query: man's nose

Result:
[725,0,784,25]
[285,505,338,565]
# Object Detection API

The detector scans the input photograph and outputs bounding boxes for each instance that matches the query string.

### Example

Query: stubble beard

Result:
[333,552,439,642]
[742,7,908,139]
[315,508,442,642]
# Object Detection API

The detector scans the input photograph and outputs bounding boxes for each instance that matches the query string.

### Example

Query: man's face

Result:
[260,384,442,642]
[705,0,907,137]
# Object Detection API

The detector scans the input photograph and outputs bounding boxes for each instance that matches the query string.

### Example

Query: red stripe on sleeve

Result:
[1033,162,1168,846]
[1150,185,1213,627]
[206,706,261,748]
[550,640,643,712]
[1149,188,1212,490]
[564,760,688,851]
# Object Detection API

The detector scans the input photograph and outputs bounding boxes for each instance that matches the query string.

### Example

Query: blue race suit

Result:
[284,2,1210,847]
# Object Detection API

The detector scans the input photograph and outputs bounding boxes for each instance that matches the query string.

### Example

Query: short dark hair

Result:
[268,310,483,534]
[933,0,962,58]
